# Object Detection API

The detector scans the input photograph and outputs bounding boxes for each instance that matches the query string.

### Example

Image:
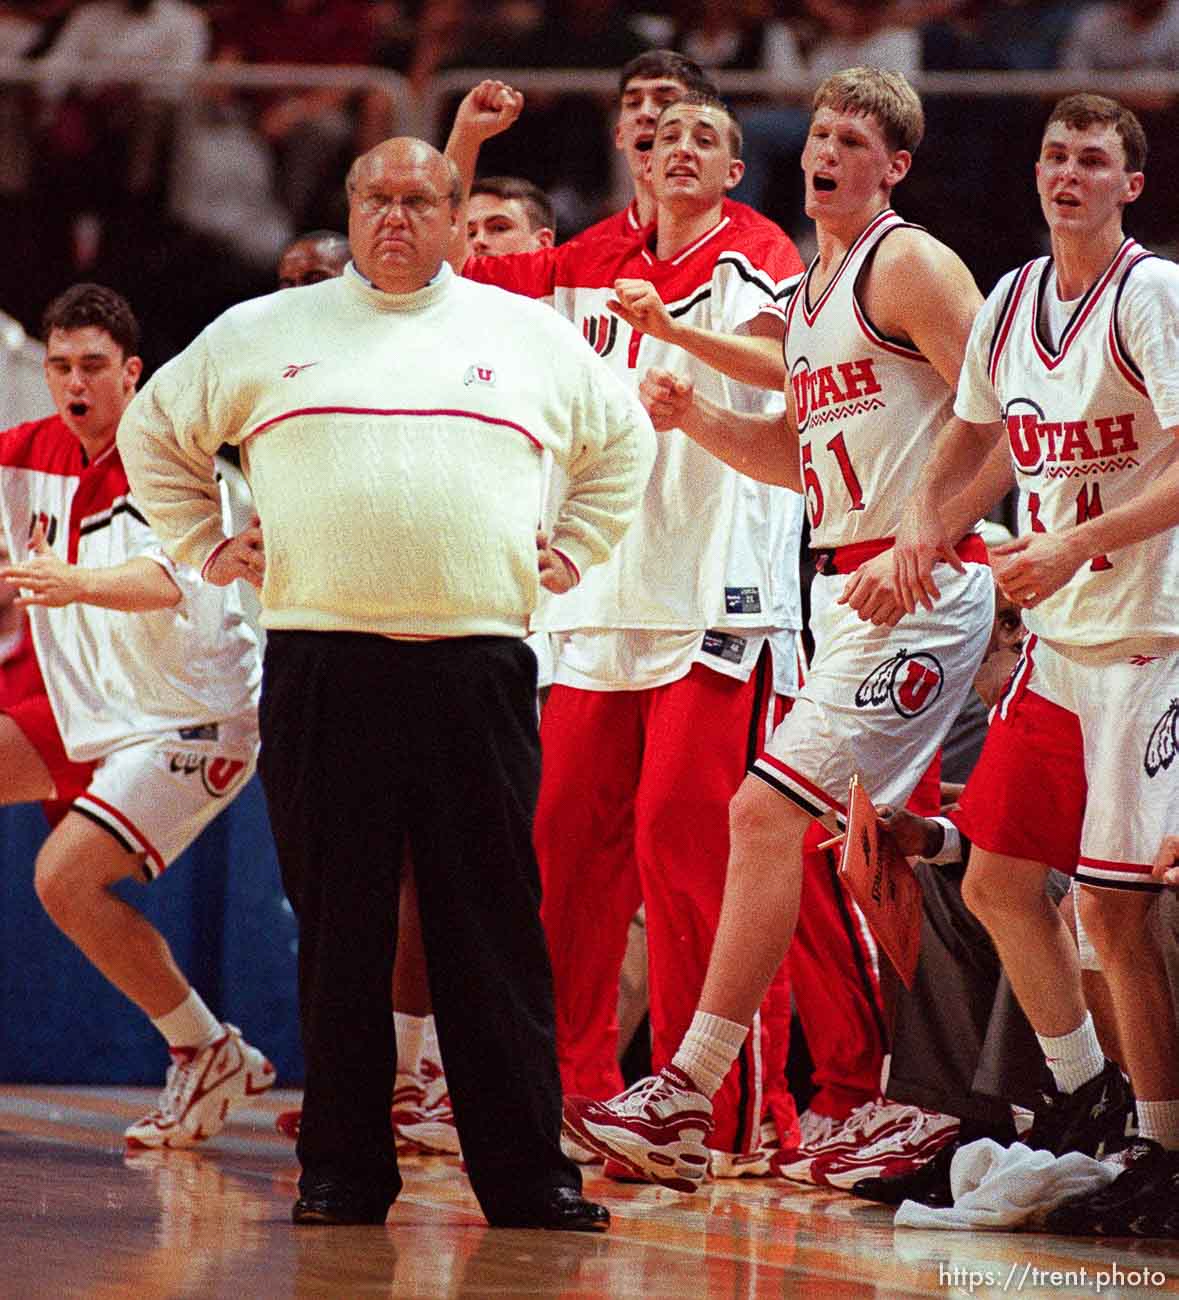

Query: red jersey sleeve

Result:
[462,247,565,300]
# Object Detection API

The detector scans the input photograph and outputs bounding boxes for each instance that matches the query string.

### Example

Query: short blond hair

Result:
[812,67,924,155]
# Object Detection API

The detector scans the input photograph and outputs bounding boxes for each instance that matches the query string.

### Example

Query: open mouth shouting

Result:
[812,175,837,192]
[67,400,90,419]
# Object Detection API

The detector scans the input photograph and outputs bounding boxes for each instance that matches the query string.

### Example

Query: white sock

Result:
[1137,1099,1179,1151]
[1037,1012,1105,1094]
[671,1011,748,1099]
[394,1012,428,1077]
[152,989,221,1053]
[423,1013,440,1062]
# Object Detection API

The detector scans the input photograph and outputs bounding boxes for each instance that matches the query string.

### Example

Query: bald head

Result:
[346,138,461,211]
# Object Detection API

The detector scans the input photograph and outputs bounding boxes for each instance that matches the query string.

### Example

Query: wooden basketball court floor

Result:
[2,1087,1178,1299]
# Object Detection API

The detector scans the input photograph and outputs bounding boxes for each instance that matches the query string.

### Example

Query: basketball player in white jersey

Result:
[894,94,1179,1237]
[0,284,273,1150]
[448,82,812,1175]
[561,67,998,1191]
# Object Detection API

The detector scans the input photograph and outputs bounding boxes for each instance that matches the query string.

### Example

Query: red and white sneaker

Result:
[561,1133,602,1165]
[394,1055,460,1155]
[275,1107,301,1141]
[810,1109,959,1189]
[562,1066,712,1193]
[709,1116,797,1179]
[125,1023,275,1149]
[770,1100,923,1183]
[710,1147,778,1178]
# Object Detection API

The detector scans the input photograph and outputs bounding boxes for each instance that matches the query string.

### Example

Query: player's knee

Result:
[33,849,84,925]
[729,779,801,854]
[961,858,1013,926]
[1075,887,1152,963]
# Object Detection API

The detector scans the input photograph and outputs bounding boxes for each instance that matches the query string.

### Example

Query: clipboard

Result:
[835,775,923,989]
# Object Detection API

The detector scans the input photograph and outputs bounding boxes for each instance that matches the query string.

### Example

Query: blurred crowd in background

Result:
[0,0,1176,373]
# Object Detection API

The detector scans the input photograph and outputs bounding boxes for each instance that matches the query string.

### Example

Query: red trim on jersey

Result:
[1106,258,1153,397]
[550,546,580,585]
[814,532,988,576]
[796,209,897,328]
[1077,853,1153,875]
[667,215,732,267]
[201,537,232,581]
[996,633,1036,721]
[756,751,848,817]
[78,791,166,876]
[988,261,1037,388]
[244,406,544,451]
[1029,239,1137,372]
[851,294,927,361]
[1107,309,1149,397]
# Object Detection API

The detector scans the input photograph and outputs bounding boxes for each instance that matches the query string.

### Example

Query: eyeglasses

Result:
[355,192,442,220]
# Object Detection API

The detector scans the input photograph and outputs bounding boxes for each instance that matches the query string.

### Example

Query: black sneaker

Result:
[1044,1140,1176,1235]
[1125,1148,1179,1238]
[1024,1060,1133,1158]
[850,1135,959,1208]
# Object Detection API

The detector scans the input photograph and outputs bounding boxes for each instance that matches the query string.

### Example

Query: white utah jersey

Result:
[785,209,955,549]
[956,239,1179,650]
[0,416,261,761]
[467,216,806,633]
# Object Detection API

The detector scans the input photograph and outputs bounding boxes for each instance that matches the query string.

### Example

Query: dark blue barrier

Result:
[0,776,303,1085]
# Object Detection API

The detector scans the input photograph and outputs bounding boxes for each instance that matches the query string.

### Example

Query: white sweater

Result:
[118,264,655,639]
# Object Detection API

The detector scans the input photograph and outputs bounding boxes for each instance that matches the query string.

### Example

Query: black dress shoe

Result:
[850,1137,958,1208]
[292,1179,392,1226]
[492,1186,611,1232]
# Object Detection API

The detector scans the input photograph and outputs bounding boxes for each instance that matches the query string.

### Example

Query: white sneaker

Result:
[562,1066,712,1193]
[772,1100,921,1182]
[811,1109,959,1189]
[797,1108,840,1150]
[393,1054,460,1155]
[125,1024,275,1149]
[710,1146,775,1178]
[561,1132,602,1164]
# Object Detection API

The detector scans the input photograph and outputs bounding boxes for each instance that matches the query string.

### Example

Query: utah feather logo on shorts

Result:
[1144,699,1179,778]
[856,650,944,718]
[463,364,496,386]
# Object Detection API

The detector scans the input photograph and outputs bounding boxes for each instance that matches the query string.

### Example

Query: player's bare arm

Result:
[0,521,181,610]
[845,440,1013,626]
[863,228,982,393]
[992,426,1179,610]
[866,231,992,614]
[639,367,800,489]
[608,278,787,390]
[443,79,524,268]
[872,437,1012,623]
[894,415,1005,614]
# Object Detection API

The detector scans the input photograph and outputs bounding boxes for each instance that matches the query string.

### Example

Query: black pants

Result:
[885,862,1067,1124]
[258,631,579,1222]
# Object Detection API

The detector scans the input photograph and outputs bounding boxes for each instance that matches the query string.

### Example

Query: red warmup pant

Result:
[536,656,788,1154]
[787,750,943,1119]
